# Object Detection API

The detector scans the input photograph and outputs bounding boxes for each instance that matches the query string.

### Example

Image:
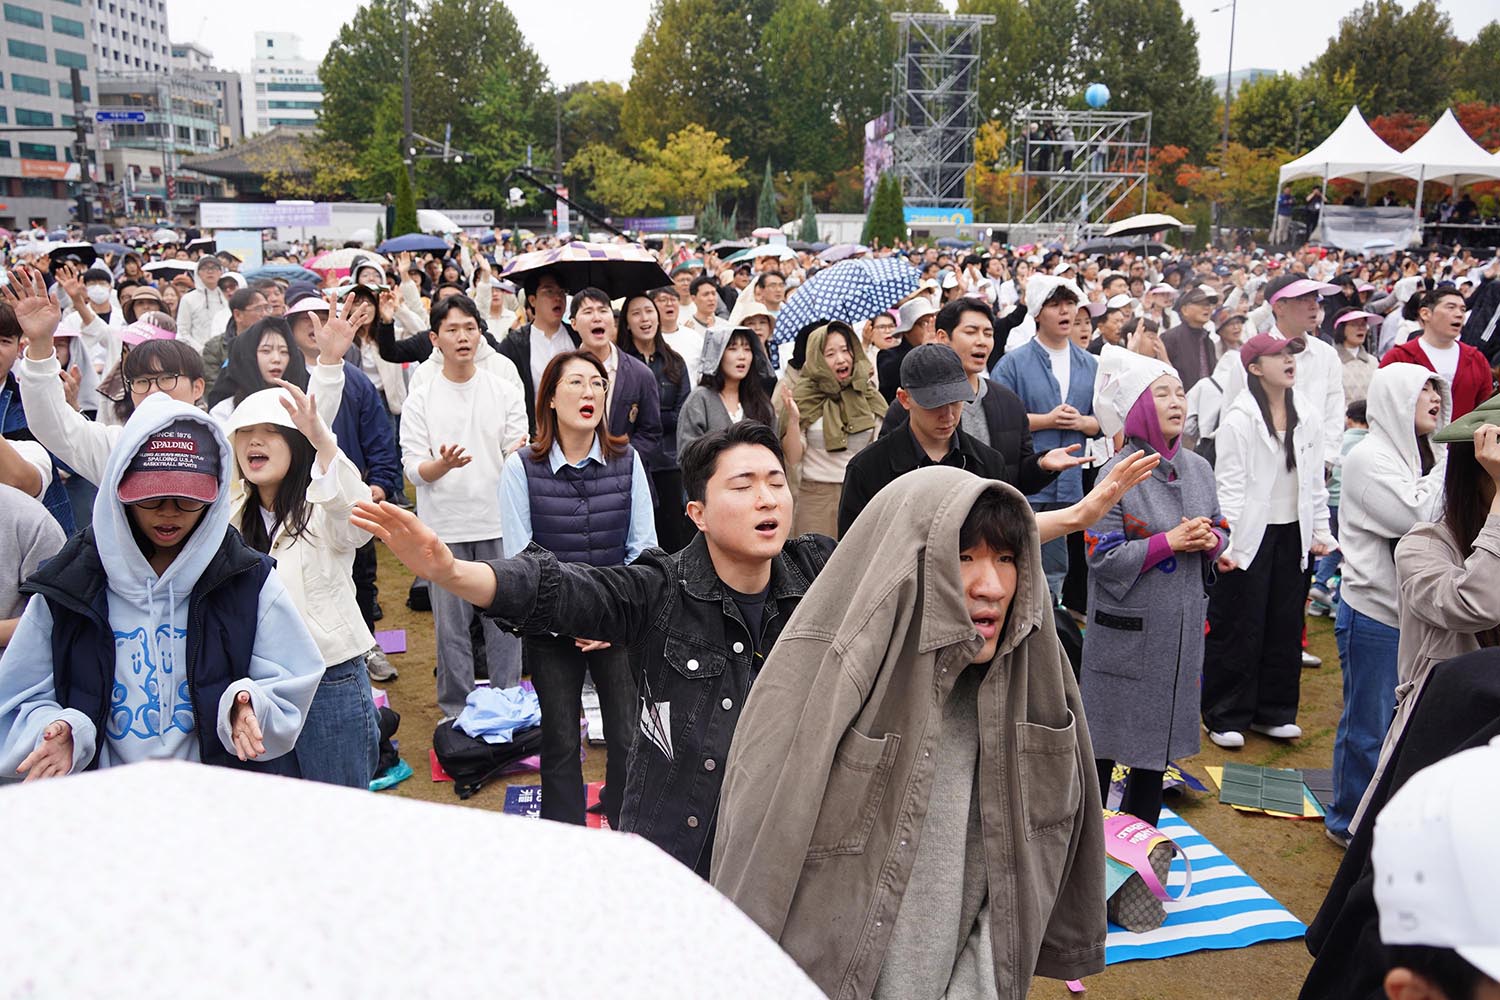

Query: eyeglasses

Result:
[129,497,208,512]
[126,373,183,395]
[560,376,607,393]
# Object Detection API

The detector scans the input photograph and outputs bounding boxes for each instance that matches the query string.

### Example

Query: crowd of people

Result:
[1,221,1499,998]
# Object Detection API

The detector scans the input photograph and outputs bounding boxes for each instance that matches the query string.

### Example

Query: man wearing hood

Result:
[0,395,324,777]
[712,467,1105,999]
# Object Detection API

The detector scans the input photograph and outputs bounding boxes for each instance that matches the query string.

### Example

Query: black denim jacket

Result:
[482,532,834,873]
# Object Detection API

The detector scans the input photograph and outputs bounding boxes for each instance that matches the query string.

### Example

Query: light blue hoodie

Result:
[0,394,324,775]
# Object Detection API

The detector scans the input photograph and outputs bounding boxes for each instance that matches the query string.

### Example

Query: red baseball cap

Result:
[1240,333,1306,371]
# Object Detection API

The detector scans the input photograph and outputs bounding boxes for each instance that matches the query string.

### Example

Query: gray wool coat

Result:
[1079,442,1225,770]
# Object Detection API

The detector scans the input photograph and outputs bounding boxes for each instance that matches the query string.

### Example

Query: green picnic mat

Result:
[1217,763,1307,814]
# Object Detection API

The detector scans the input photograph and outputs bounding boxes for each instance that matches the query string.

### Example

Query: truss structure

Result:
[889,12,994,210]
[1010,109,1153,227]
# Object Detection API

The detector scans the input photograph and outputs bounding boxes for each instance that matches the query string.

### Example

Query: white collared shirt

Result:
[529,322,573,390]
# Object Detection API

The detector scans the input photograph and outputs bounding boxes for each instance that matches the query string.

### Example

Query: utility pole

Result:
[553,92,562,186]
[401,0,415,192]
[1220,0,1236,163]
[69,67,92,224]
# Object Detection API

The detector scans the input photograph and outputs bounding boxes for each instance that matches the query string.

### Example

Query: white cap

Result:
[1147,283,1177,299]
[1373,736,1500,981]
[896,295,937,335]
[1105,293,1135,312]
[1092,344,1179,439]
[1052,261,1076,276]
[941,271,960,290]
[1394,276,1423,304]
[1024,274,1085,320]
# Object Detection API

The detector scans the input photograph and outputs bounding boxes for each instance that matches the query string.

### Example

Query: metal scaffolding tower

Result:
[889,12,994,211]
[1010,108,1153,228]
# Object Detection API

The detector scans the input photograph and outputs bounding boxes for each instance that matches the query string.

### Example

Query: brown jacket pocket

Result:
[1018,711,1082,840]
[806,728,901,861]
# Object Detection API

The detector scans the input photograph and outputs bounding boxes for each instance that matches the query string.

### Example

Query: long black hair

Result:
[702,328,775,427]
[1246,368,1299,472]
[207,318,308,409]
[236,424,318,553]
[618,294,687,384]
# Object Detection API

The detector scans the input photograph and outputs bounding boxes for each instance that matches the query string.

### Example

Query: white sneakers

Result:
[1301,650,1323,668]
[1208,730,1245,749]
[365,646,398,681]
[1251,722,1303,740]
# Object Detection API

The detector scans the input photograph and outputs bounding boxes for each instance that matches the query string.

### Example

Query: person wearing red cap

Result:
[1379,287,1493,419]
[1202,333,1336,749]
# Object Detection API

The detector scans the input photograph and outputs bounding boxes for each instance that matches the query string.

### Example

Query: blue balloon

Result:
[1086,83,1111,108]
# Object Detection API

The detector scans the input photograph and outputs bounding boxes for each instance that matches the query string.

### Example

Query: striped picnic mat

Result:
[1104,808,1306,964]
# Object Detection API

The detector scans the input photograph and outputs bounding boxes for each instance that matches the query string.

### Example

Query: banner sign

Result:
[198,202,333,229]
[903,206,974,226]
[445,208,495,226]
[20,160,79,180]
[863,112,895,209]
[618,215,696,233]
[1317,206,1419,252]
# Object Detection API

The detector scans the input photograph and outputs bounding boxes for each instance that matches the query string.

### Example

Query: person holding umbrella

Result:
[497,270,579,434]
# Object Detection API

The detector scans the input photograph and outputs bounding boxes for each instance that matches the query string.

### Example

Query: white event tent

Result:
[1277,106,1421,188]
[1394,108,1500,215]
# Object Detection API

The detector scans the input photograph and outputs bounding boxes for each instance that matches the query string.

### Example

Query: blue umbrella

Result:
[818,243,866,264]
[377,233,450,254]
[771,256,921,364]
[244,264,324,284]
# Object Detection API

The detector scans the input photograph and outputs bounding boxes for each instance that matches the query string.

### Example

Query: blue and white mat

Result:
[1105,808,1306,964]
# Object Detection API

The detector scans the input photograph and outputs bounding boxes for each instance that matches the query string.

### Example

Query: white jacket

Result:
[1339,364,1449,628]
[177,285,230,353]
[1219,328,1345,465]
[1214,389,1335,570]
[406,335,524,402]
[227,451,375,667]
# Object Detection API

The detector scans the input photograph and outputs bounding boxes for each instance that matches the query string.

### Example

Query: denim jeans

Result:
[527,634,638,827]
[294,655,381,788]
[1313,505,1342,595]
[1327,601,1400,837]
[1033,502,1070,601]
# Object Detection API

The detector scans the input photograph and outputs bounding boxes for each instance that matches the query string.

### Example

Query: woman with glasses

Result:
[498,350,657,828]
[201,287,269,397]
[0,396,324,778]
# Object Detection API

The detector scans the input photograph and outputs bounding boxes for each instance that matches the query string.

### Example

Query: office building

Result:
[90,0,170,75]
[94,72,225,221]
[170,41,246,144]
[0,0,99,228]
[245,31,322,136]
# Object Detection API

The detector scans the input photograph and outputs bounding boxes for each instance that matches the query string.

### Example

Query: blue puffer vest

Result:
[1,374,75,535]
[21,525,300,776]
[521,445,634,566]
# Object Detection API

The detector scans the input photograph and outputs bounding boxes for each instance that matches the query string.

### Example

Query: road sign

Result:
[94,110,146,124]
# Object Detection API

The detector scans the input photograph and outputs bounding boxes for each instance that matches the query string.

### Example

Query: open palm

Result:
[2,268,61,341]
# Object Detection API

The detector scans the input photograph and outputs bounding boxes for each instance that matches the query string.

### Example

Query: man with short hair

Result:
[991,275,1101,601]
[1381,287,1493,419]
[354,422,835,876]
[756,271,786,314]
[655,284,704,379]
[495,270,580,434]
[174,255,227,353]
[683,274,725,336]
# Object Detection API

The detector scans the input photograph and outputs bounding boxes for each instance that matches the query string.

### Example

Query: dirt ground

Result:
[372,550,1345,1000]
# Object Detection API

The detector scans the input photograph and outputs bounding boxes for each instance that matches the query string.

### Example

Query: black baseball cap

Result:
[117,420,221,505]
[900,344,975,409]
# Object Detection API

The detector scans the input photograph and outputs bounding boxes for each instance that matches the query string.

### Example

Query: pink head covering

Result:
[1123,385,1181,461]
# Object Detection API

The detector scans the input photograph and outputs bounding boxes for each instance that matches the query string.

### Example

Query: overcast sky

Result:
[168,0,1495,88]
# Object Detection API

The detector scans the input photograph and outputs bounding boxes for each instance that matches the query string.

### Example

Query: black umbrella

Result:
[1075,238,1171,255]
[84,223,114,240]
[499,241,671,299]
[45,242,98,268]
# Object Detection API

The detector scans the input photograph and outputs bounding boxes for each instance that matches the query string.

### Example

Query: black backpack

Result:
[432,720,544,800]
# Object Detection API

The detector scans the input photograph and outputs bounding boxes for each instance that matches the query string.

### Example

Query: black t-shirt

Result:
[727,582,771,669]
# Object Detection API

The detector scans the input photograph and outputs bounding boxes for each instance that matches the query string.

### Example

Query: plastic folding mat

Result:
[1104,808,1306,964]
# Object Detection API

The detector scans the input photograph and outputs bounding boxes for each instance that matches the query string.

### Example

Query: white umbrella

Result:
[1103,213,1185,238]
[151,227,180,244]
[312,248,389,272]
[751,226,781,239]
[725,244,797,264]
[0,761,824,998]
[417,208,463,235]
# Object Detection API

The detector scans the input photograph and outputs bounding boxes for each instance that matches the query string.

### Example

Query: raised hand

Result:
[61,366,82,411]
[53,262,86,305]
[437,444,471,470]
[1,267,62,352]
[350,500,457,583]
[309,292,362,364]
[17,719,73,781]
[229,691,265,761]
[377,286,398,324]
[1037,443,1092,472]
[271,378,336,453]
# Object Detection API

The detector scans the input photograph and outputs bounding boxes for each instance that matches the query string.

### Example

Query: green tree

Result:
[698,199,730,242]
[318,0,404,157]
[756,159,779,227]
[1073,0,1217,154]
[1309,0,1460,117]
[394,163,418,235]
[570,143,660,215]
[649,124,749,210]
[621,0,779,173]
[959,0,1045,123]
[798,184,819,241]
[559,81,626,164]
[1453,21,1500,105]
[862,172,906,247]
[1231,70,1361,155]
[761,0,838,176]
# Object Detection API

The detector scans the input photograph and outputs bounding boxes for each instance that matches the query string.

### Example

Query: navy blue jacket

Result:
[22,525,300,776]
[328,361,401,499]
[522,447,634,567]
[606,352,664,472]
